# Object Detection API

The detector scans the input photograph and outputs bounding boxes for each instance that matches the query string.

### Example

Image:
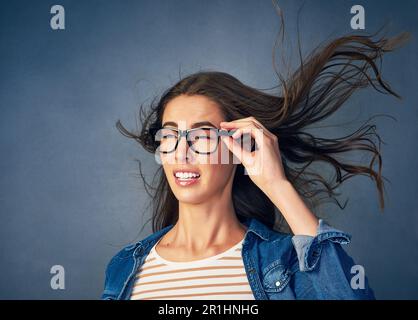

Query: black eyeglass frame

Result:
[156,127,238,154]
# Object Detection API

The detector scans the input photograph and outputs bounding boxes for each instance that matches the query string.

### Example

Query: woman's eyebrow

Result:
[161,121,217,128]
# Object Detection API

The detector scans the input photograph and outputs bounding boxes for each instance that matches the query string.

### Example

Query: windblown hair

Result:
[116,2,410,234]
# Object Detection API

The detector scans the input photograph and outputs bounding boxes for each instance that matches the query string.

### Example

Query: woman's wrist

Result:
[264,179,319,236]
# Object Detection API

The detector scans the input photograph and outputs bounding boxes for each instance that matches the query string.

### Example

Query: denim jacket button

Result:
[275,280,281,287]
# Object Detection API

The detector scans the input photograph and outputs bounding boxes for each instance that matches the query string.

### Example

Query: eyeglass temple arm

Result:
[218,129,237,136]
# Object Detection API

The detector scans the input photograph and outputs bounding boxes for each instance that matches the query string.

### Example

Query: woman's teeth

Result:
[175,172,200,179]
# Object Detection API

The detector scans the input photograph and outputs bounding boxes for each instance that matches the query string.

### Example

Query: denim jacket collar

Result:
[112,216,273,300]
[241,216,271,241]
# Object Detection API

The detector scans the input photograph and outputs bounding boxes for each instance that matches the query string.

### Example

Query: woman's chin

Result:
[174,191,209,205]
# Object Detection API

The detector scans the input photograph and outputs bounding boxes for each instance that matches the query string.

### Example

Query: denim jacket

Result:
[101,216,375,300]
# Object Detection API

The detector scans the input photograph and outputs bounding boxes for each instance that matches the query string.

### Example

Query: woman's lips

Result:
[173,174,201,187]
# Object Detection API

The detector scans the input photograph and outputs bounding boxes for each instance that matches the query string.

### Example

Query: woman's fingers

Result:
[228,122,274,149]
[220,117,277,141]
[220,134,250,163]
[220,120,257,129]
[230,127,262,151]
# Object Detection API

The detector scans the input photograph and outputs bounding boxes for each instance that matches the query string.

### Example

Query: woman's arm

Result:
[221,117,375,299]
[263,179,319,236]
[263,174,375,299]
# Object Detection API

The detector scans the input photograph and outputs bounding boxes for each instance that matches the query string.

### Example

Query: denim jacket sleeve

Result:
[290,219,375,299]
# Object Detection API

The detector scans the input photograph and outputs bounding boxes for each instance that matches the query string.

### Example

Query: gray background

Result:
[0,0,417,299]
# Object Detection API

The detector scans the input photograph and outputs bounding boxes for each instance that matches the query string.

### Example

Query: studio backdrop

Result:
[0,0,417,299]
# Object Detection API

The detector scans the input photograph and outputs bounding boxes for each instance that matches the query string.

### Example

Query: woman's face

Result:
[159,94,236,204]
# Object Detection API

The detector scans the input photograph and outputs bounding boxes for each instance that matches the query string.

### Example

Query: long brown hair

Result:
[116,2,410,235]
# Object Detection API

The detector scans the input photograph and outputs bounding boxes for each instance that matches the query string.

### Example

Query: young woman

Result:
[101,17,409,299]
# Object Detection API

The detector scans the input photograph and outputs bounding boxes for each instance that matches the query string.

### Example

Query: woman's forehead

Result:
[162,96,224,125]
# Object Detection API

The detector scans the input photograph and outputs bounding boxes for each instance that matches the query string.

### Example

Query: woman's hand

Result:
[220,116,318,236]
[219,116,287,194]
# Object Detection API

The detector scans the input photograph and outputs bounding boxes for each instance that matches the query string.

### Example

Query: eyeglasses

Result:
[155,127,237,154]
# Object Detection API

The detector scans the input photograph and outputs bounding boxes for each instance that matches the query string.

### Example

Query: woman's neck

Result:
[162,200,247,252]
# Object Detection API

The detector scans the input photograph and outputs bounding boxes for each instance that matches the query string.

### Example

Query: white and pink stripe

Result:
[130,238,255,300]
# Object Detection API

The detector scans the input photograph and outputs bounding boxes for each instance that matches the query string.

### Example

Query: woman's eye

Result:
[162,134,177,139]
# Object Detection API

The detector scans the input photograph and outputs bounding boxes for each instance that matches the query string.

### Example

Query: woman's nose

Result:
[175,135,189,162]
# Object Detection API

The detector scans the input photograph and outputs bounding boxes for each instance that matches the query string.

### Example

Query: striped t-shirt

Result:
[130,237,255,300]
